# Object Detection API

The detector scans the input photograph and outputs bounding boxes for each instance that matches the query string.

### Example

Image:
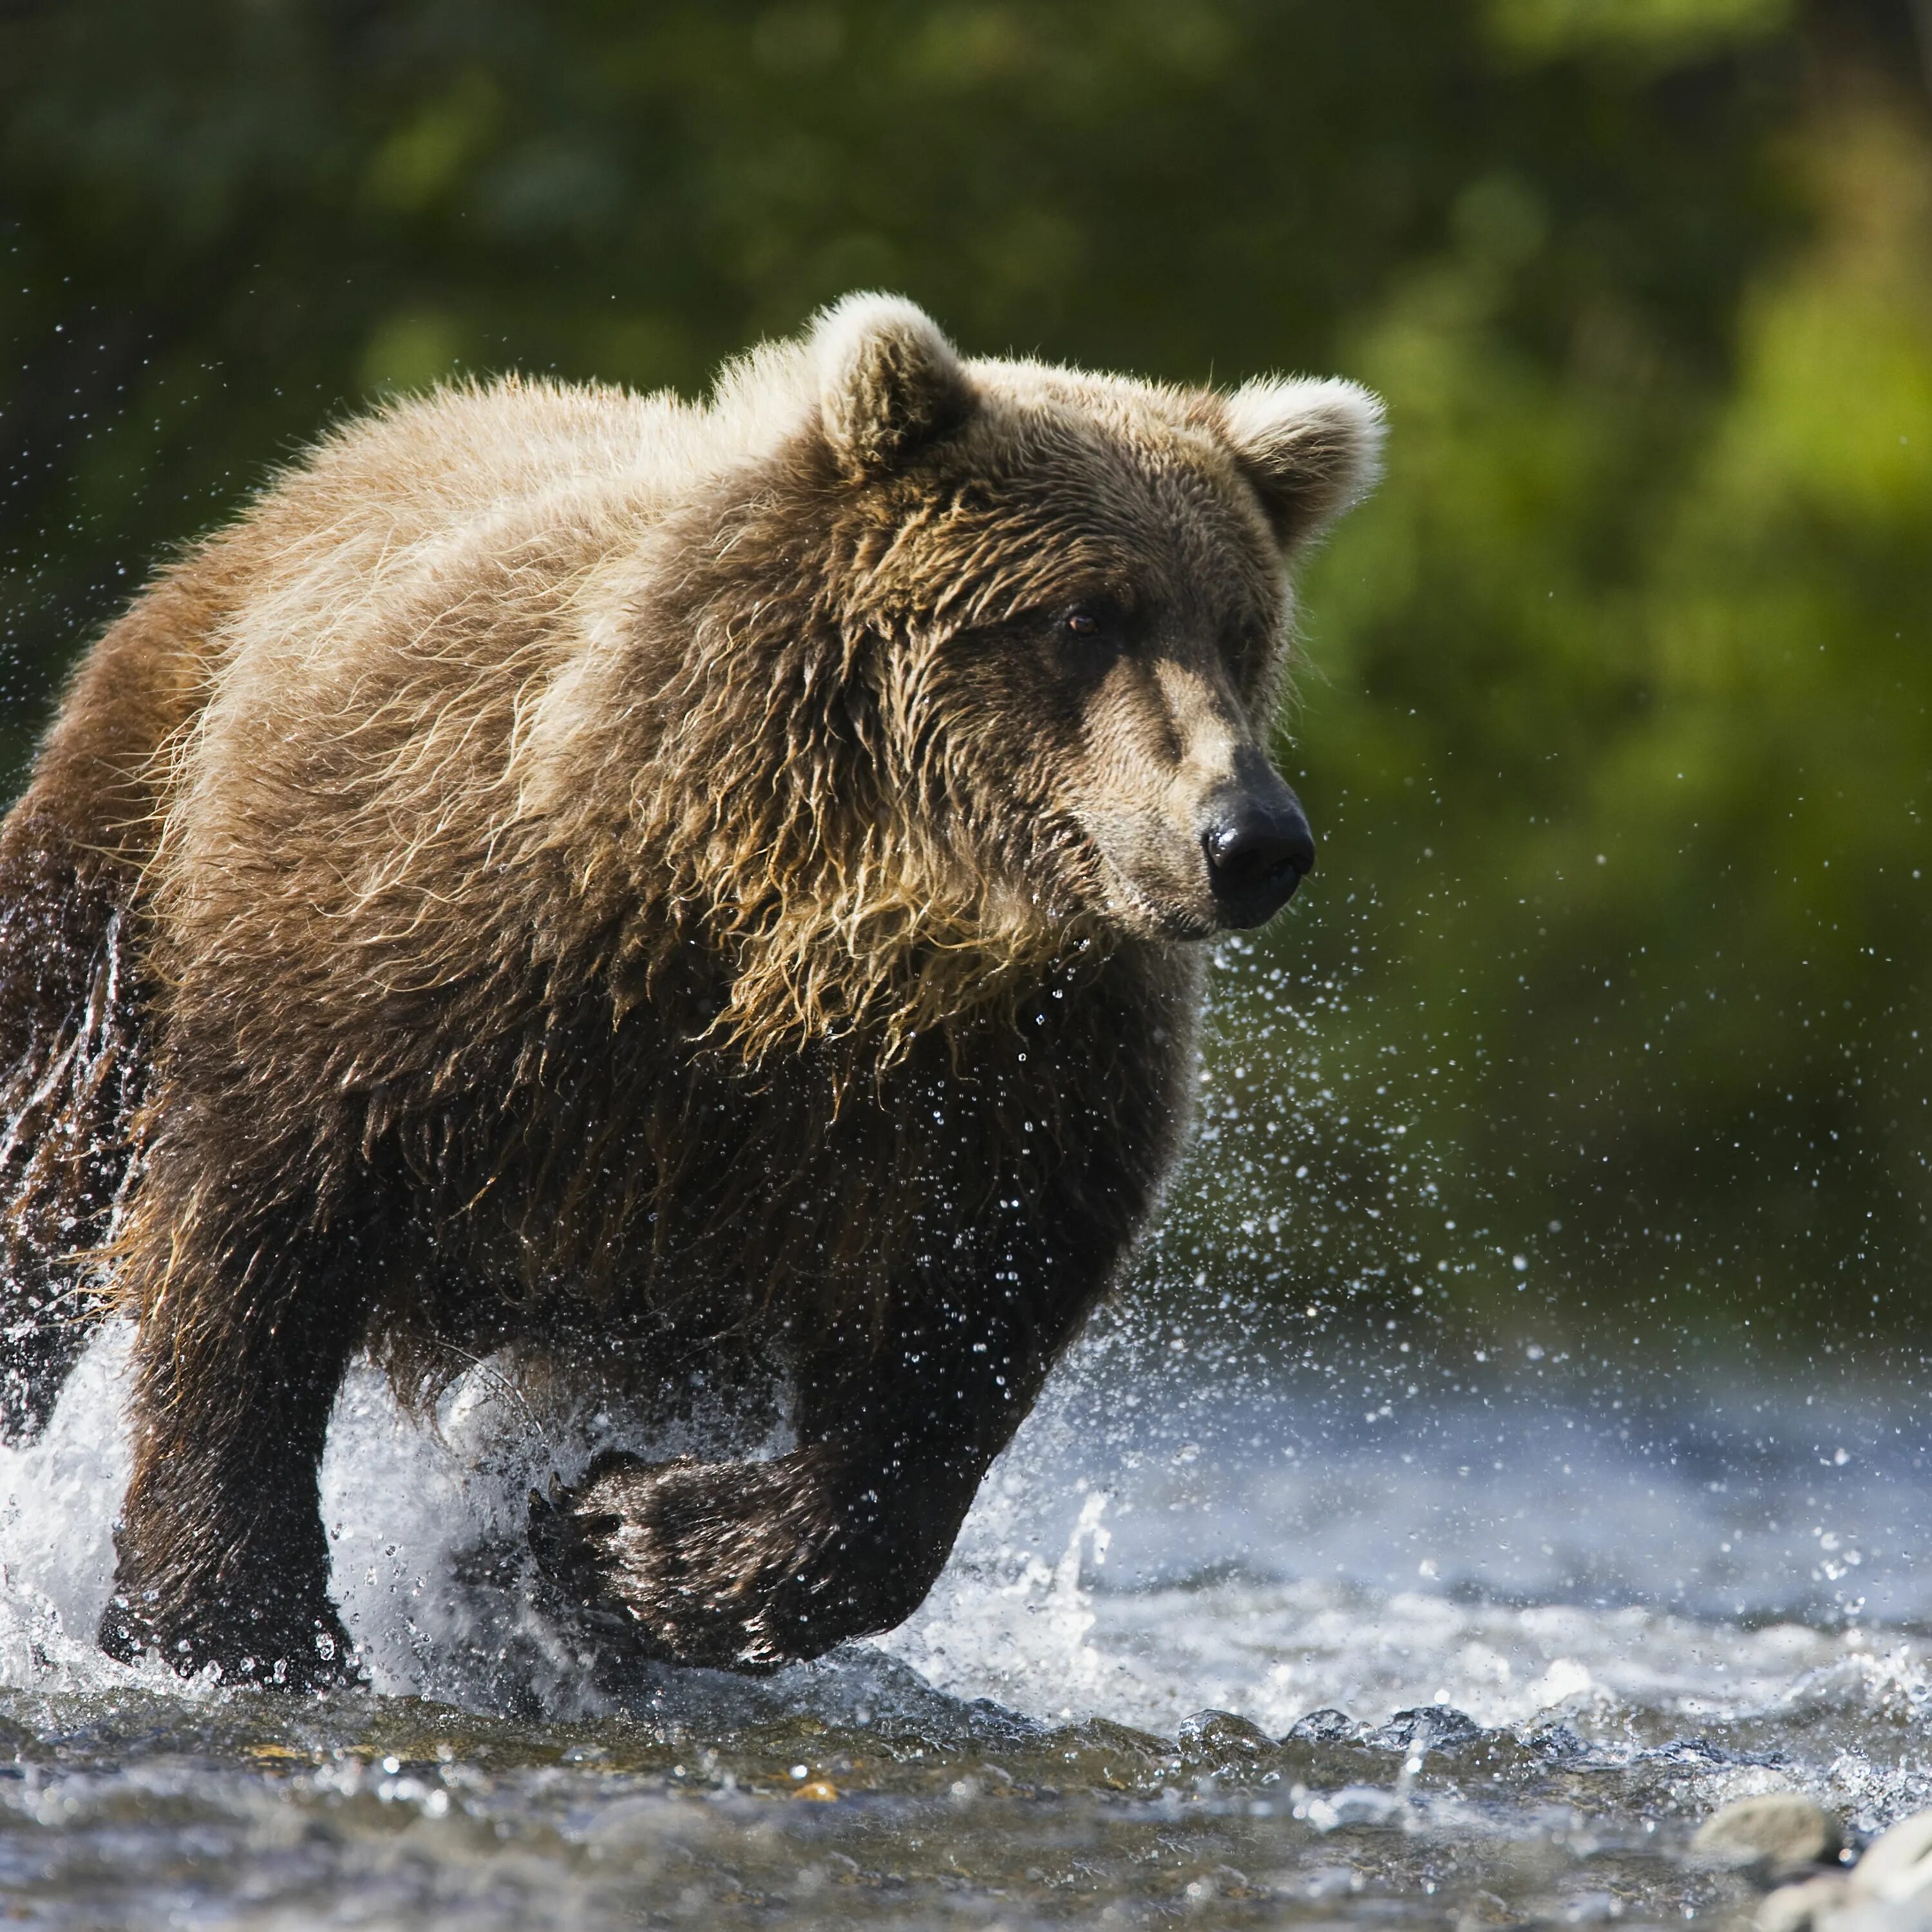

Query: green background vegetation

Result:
[2,0,1927,1354]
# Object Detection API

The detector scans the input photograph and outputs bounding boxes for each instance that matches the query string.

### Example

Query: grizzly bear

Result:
[0,296,1380,1689]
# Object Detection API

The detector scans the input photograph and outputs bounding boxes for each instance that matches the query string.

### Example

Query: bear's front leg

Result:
[529,1276,1092,1672]
[100,1178,372,1690]
[529,1437,980,1671]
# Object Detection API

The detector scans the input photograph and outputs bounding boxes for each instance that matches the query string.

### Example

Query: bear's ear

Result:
[1220,377,1386,552]
[813,292,974,481]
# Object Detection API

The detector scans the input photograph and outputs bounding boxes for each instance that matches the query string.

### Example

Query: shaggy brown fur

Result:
[0,296,1380,1687]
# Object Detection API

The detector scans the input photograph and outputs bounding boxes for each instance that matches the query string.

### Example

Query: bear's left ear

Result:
[1220,377,1386,552]
[813,292,975,481]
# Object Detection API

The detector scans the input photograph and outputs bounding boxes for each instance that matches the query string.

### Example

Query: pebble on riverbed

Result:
[1695,1792,1843,1880]
[1752,1803,1932,1932]
[1756,1874,1853,1932]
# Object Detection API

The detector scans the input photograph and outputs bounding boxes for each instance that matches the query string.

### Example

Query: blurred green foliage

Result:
[1,0,1927,1347]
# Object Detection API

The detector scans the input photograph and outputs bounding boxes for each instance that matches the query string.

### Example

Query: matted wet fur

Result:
[0,296,1381,1686]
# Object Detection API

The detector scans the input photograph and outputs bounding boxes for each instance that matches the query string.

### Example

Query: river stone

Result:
[1368,1705,1483,1754]
[1283,1707,1360,1744]
[1694,1792,1842,1877]
[1850,1808,1932,1903]
[1756,1874,1853,1932]
[1177,1711,1276,1762]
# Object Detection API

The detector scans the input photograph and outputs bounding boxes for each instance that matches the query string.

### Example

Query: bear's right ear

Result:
[813,293,974,481]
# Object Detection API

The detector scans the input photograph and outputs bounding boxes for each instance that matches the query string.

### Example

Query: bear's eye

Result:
[1049,598,1127,671]
[1061,601,1124,643]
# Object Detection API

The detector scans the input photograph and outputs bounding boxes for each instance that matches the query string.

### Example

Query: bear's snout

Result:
[1199,781,1315,927]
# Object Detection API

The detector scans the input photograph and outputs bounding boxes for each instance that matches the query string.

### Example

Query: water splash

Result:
[0,1320,131,1689]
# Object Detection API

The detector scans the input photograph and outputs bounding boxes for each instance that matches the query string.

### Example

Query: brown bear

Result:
[0,296,1380,1689]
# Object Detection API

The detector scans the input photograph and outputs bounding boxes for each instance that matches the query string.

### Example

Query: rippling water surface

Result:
[2,1309,1929,1929]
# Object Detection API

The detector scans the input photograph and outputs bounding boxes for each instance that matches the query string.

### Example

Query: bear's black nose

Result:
[1201,789,1315,925]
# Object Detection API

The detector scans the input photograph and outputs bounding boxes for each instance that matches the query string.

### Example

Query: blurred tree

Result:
[0,0,1925,1345]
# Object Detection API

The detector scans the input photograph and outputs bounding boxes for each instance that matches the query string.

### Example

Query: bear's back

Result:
[132,376,732,1049]
[201,376,703,685]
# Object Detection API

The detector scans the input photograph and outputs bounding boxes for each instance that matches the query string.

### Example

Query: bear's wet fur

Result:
[0,297,1380,1687]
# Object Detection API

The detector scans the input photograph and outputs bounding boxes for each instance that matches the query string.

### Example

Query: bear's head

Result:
[597,295,1382,1054]
[801,294,1379,940]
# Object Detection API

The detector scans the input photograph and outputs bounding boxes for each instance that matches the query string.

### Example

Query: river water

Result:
[0,1305,1927,1930]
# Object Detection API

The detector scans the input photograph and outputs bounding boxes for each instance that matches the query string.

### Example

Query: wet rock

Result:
[1275,1706,1386,1788]
[1367,1705,1483,1754]
[1283,1707,1360,1745]
[1176,1710,1280,1781]
[1524,1721,1593,1763]
[1756,1874,1853,1932]
[1176,1710,1276,1762]
[1694,1792,1842,1880]
[1754,1806,1932,1932]
[1046,1716,1170,1795]
[1848,1808,1932,1904]
[960,1698,1043,1750]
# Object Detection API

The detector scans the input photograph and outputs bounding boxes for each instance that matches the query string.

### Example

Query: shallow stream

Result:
[1,1309,1927,1929]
